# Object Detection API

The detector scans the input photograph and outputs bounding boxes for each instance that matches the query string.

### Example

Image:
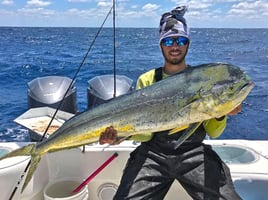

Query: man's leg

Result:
[114,145,174,200]
[176,144,242,200]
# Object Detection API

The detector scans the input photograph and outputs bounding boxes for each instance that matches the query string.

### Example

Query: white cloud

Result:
[130,5,138,9]
[68,0,90,2]
[1,0,14,6]
[186,1,212,10]
[97,1,112,8]
[229,1,268,18]
[142,3,160,12]
[0,0,267,28]
[18,7,55,17]
[66,8,95,16]
[167,0,268,27]
[26,0,51,7]
[232,0,268,10]
[169,0,211,7]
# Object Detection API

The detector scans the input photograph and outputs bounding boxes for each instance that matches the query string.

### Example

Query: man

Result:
[99,6,242,200]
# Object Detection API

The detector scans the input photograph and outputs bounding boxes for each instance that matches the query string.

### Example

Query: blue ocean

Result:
[0,27,267,142]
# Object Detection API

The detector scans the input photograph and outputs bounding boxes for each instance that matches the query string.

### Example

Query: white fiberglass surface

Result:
[212,145,257,164]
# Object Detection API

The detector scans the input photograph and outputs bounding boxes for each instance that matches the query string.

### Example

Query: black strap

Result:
[154,67,163,82]
[155,65,192,82]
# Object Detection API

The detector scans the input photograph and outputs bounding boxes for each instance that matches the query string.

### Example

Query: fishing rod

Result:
[40,6,114,141]
[9,5,115,200]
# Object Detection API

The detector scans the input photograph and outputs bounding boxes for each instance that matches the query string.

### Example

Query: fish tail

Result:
[0,144,41,193]
[21,152,41,192]
[0,143,35,160]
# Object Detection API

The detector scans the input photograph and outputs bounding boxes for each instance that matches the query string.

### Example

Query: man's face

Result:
[161,37,189,65]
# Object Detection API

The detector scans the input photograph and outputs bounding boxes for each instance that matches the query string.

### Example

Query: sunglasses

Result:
[162,37,189,47]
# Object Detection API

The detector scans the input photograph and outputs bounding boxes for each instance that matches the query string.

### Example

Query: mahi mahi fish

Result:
[0,63,254,192]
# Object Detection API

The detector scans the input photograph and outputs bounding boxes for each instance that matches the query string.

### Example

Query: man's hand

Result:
[99,126,118,145]
[228,104,242,115]
[216,104,242,121]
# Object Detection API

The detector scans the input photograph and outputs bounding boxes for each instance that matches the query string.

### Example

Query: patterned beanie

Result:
[159,6,190,44]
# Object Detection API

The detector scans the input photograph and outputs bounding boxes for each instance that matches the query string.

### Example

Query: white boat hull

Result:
[1,140,268,200]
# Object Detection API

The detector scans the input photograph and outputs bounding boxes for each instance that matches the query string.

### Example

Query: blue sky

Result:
[0,0,268,28]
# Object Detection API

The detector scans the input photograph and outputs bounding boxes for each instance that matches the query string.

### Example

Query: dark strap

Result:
[154,67,163,82]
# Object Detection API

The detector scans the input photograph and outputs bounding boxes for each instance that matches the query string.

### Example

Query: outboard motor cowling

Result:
[27,76,77,114]
[87,75,133,109]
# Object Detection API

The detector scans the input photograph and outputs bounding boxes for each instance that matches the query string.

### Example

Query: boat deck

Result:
[1,140,268,200]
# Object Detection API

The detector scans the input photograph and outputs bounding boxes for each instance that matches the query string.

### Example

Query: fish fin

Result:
[115,135,132,143]
[168,125,189,135]
[21,153,41,192]
[174,122,202,149]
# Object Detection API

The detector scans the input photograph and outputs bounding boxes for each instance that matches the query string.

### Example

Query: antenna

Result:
[113,0,117,98]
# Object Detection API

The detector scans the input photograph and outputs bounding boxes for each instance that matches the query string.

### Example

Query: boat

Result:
[1,2,268,200]
[1,73,268,200]
[13,74,133,142]
[1,139,268,200]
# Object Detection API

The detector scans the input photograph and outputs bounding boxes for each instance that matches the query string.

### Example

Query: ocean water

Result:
[0,27,267,142]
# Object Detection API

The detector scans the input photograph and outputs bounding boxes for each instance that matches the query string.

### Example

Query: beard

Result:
[166,53,186,65]
[162,46,189,65]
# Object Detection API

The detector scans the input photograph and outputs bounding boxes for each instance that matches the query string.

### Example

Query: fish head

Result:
[195,64,254,118]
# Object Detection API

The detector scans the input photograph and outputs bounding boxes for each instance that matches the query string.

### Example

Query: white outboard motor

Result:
[27,76,77,114]
[87,75,133,109]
